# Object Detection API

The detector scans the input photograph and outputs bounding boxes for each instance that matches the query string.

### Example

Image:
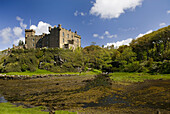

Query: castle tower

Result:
[25,29,35,44]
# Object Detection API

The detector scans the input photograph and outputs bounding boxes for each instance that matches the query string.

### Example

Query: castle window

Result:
[63,32,64,37]
[77,39,79,44]
[63,38,64,43]
[33,39,34,41]
[71,35,73,39]
[67,34,69,38]
[33,44,34,46]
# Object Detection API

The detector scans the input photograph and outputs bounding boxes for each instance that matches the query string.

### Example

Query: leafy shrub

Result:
[21,64,28,72]
[5,62,21,72]
[40,62,53,70]
[49,66,64,73]
[28,64,36,72]
[124,61,140,72]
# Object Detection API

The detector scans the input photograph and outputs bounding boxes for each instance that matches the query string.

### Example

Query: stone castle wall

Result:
[25,24,81,49]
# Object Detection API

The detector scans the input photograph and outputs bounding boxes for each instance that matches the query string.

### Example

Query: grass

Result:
[80,69,102,76]
[0,103,77,114]
[109,72,170,82]
[0,103,48,114]
[0,69,102,76]
[0,69,79,76]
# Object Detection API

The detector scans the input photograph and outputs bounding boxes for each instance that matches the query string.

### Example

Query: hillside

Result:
[0,26,169,74]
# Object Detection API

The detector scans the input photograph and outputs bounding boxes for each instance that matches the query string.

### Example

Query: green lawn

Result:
[109,72,170,82]
[0,103,48,114]
[0,69,79,76]
[0,69,102,76]
[0,103,76,114]
[80,69,102,76]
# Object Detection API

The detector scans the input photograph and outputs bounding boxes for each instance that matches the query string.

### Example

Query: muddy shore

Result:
[0,74,169,113]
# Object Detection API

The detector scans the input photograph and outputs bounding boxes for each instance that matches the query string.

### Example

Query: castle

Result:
[24,24,81,49]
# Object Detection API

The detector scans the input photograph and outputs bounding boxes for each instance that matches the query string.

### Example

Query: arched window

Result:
[63,38,64,43]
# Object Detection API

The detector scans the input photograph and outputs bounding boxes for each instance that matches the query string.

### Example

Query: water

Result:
[0,95,7,103]
[83,94,129,108]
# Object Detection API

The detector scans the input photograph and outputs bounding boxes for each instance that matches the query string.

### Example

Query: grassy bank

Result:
[0,103,76,114]
[0,69,102,76]
[0,103,48,114]
[0,69,79,76]
[109,72,170,82]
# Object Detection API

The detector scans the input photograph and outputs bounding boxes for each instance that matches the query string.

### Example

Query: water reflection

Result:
[0,95,7,103]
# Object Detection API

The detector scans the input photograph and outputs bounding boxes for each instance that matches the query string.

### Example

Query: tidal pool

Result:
[0,95,7,103]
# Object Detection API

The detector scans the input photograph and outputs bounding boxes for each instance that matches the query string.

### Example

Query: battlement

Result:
[25,29,35,33]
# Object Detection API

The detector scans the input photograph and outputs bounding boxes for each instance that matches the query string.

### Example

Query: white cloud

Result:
[104,31,109,35]
[74,11,78,16]
[99,36,104,39]
[159,23,166,27]
[93,31,117,39]
[30,21,51,35]
[13,27,25,45]
[16,16,23,22]
[13,37,25,45]
[16,16,27,29]
[90,0,143,19]
[80,12,86,16]
[105,38,133,48]
[136,30,153,38]
[93,34,99,37]
[0,16,28,50]
[0,27,13,44]
[167,10,170,14]
[107,34,117,38]
[105,29,153,48]
[13,27,23,37]
[74,11,87,16]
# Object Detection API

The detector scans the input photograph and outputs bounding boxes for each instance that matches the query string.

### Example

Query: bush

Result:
[28,65,36,72]
[124,61,140,72]
[5,62,21,72]
[49,66,64,73]
[0,65,4,73]
[21,64,28,72]
[40,62,53,70]
[160,60,170,74]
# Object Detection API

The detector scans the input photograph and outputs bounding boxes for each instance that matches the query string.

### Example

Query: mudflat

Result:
[0,75,169,114]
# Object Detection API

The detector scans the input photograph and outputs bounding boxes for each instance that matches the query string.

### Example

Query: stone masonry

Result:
[25,24,81,50]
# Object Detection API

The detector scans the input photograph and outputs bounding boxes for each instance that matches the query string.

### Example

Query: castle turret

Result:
[58,24,61,28]
[25,29,35,37]
[25,29,35,44]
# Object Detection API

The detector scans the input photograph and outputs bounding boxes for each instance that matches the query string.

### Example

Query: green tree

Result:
[18,40,24,46]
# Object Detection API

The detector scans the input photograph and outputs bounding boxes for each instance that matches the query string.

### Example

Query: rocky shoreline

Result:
[0,74,80,80]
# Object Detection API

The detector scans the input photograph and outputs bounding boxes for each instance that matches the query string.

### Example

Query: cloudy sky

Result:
[0,0,170,50]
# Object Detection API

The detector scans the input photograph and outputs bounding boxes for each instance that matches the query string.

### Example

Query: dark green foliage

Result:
[5,62,21,72]
[18,40,24,46]
[124,61,140,72]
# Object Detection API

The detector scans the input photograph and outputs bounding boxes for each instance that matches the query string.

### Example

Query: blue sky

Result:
[0,0,170,50]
